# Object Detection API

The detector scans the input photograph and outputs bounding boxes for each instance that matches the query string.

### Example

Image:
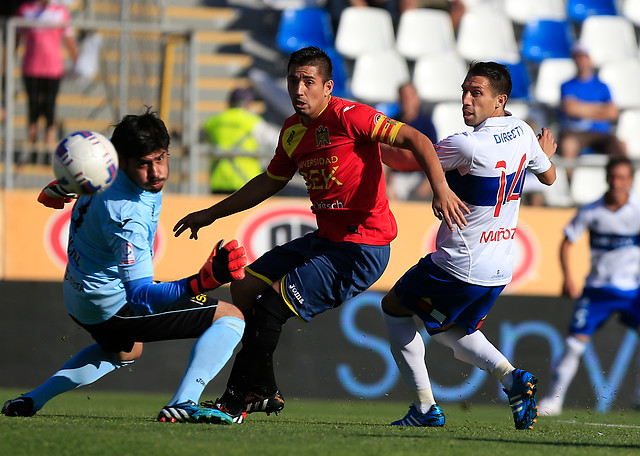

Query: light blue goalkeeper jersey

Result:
[64,171,161,324]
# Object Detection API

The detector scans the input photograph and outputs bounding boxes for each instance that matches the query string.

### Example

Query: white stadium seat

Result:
[616,109,640,159]
[534,58,577,107]
[335,7,395,60]
[350,50,410,104]
[570,166,608,206]
[413,53,467,103]
[622,0,640,26]
[598,59,640,110]
[456,10,520,63]
[578,15,639,67]
[396,8,456,60]
[431,102,472,141]
[504,0,566,24]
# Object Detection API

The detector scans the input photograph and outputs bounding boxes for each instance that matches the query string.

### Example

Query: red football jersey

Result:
[267,96,403,245]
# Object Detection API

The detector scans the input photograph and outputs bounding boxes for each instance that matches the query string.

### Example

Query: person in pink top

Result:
[17,0,77,161]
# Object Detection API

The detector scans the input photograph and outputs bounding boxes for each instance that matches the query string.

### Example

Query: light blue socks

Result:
[168,316,245,405]
[26,343,131,411]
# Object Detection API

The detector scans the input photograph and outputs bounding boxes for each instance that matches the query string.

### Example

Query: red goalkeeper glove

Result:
[186,239,247,296]
[37,180,77,209]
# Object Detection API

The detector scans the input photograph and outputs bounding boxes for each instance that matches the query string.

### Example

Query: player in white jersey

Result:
[539,157,640,416]
[380,62,557,430]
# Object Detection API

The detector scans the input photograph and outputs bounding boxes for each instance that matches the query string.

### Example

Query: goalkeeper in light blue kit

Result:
[2,108,248,424]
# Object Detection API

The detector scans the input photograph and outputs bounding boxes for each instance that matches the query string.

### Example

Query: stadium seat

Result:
[598,59,640,110]
[567,0,617,23]
[534,58,577,107]
[616,109,640,159]
[540,166,573,207]
[622,0,640,26]
[461,0,503,11]
[506,100,530,119]
[396,8,456,60]
[335,7,395,60]
[456,10,520,63]
[276,7,335,54]
[503,60,531,101]
[504,0,566,24]
[412,53,468,103]
[350,50,409,104]
[520,19,575,63]
[570,166,607,205]
[263,0,327,9]
[578,15,639,67]
[431,101,471,141]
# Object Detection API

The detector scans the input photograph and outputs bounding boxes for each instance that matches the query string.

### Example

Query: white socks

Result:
[545,335,588,404]
[383,312,435,412]
[430,326,515,389]
[384,310,519,412]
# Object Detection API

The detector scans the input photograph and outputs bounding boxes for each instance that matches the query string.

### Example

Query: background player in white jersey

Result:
[2,109,248,424]
[538,157,640,416]
[381,61,557,430]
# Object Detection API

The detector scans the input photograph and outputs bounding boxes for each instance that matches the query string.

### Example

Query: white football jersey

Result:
[565,193,640,291]
[431,115,552,286]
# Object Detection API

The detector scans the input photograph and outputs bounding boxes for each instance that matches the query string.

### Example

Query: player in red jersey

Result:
[173,46,469,422]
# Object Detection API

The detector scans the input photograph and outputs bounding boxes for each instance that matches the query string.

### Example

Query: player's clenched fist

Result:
[186,239,248,296]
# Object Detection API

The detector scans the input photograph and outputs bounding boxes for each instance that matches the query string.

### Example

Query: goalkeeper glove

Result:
[37,180,77,209]
[186,239,247,296]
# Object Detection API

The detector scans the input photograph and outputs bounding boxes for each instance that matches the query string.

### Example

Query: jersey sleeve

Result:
[267,127,298,180]
[435,133,474,172]
[564,206,591,243]
[344,104,404,146]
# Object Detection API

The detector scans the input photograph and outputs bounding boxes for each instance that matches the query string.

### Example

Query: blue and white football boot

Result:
[506,369,539,430]
[391,403,445,427]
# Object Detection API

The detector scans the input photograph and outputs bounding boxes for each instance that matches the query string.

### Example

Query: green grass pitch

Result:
[1,388,640,456]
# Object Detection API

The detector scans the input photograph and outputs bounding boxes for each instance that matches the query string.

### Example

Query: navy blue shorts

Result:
[392,254,505,334]
[569,287,640,336]
[71,294,218,353]
[247,231,390,321]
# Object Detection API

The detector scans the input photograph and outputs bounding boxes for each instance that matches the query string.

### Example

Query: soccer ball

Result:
[53,130,119,196]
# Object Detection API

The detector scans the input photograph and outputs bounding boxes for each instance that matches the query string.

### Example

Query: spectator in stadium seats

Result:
[539,156,640,416]
[386,82,438,201]
[2,109,247,424]
[381,62,557,430]
[17,0,78,163]
[173,46,469,423]
[1,1,27,123]
[557,43,626,160]
[203,88,279,194]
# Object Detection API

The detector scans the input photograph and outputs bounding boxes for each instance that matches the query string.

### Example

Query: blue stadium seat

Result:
[520,19,574,63]
[276,7,335,54]
[567,0,617,23]
[325,47,351,98]
[503,61,531,100]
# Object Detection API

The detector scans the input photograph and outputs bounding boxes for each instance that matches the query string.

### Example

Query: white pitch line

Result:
[558,420,640,429]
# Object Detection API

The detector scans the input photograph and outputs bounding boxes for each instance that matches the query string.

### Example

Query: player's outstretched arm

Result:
[559,236,580,299]
[173,172,287,239]
[37,180,77,209]
[392,125,470,230]
[186,239,248,296]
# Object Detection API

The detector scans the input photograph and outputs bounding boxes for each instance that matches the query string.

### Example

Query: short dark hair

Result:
[288,46,333,83]
[110,107,170,160]
[466,61,512,98]
[606,155,634,176]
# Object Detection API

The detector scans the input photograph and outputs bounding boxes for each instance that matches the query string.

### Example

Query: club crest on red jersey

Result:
[316,126,331,147]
